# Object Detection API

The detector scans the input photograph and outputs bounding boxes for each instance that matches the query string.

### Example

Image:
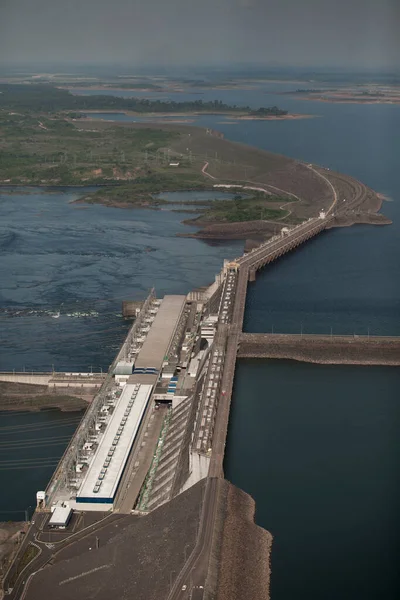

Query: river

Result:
[0,187,242,519]
[1,82,400,597]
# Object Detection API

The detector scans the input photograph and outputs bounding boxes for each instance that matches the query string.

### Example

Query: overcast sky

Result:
[0,0,399,69]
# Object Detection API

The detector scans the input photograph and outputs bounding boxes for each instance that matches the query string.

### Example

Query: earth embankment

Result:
[215,480,273,600]
[0,381,89,412]
[238,333,400,366]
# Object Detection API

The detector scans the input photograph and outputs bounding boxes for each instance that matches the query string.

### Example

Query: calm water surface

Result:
[1,85,400,598]
[225,360,400,600]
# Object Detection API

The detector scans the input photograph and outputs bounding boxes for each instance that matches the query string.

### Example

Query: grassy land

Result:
[0,107,293,224]
[81,173,209,206]
[7,544,39,587]
[187,194,290,224]
[0,110,181,185]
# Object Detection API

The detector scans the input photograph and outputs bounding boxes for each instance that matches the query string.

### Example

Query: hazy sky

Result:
[0,0,399,69]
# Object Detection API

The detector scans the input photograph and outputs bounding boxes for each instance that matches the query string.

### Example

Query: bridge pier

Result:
[248,269,256,282]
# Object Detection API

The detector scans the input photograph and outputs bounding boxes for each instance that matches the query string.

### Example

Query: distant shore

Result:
[235,113,315,121]
[82,109,313,121]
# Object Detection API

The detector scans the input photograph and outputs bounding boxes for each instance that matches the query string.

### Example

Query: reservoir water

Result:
[1,83,400,597]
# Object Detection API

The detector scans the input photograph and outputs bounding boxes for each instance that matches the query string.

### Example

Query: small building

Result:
[36,490,46,509]
[113,361,134,377]
[169,162,180,167]
[49,505,73,529]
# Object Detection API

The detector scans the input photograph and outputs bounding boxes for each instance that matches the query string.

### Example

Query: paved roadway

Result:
[238,215,332,269]
[3,511,126,599]
[306,163,338,213]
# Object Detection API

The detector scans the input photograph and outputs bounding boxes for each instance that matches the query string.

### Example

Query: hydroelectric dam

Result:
[5,188,398,600]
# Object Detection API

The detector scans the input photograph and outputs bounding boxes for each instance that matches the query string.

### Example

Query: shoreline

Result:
[235,113,316,121]
[81,109,312,120]
[286,94,400,105]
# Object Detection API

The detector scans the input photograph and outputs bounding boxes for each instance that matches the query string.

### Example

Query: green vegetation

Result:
[0,83,288,116]
[0,84,293,227]
[189,194,290,224]
[249,106,288,117]
[85,173,208,206]
[8,544,39,587]
[0,109,181,184]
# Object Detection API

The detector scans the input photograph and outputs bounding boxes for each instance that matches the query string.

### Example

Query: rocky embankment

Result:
[329,212,392,228]
[0,382,88,412]
[0,522,28,599]
[178,219,283,240]
[238,333,400,366]
[214,480,273,600]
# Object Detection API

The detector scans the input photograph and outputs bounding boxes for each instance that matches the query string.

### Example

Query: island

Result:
[282,84,400,104]
[0,83,389,243]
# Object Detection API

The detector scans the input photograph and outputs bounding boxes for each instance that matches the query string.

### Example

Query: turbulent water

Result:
[0,187,242,518]
[0,188,242,372]
[1,82,400,598]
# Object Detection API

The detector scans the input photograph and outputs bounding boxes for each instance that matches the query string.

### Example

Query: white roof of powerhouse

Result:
[77,384,153,502]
